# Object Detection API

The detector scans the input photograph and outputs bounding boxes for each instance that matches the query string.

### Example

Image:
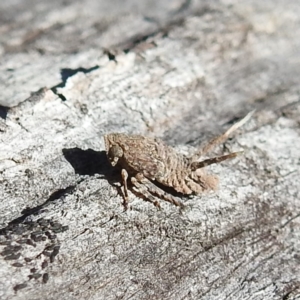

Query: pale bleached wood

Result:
[1,1,300,299]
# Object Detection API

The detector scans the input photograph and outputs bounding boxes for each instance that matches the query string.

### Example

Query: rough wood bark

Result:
[1,0,300,299]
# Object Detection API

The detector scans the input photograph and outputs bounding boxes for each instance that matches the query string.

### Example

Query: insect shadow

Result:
[62,148,116,177]
[62,148,126,197]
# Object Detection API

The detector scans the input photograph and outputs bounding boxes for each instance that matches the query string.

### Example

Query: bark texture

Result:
[0,0,300,299]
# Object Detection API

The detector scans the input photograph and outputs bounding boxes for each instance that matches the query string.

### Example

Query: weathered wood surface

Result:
[1,0,300,299]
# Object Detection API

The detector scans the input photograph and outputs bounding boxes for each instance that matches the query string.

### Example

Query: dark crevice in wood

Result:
[51,66,99,101]
[0,184,78,235]
[103,49,117,62]
[120,18,185,53]
[0,105,9,120]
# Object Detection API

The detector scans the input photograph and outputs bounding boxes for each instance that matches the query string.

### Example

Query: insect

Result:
[104,111,253,208]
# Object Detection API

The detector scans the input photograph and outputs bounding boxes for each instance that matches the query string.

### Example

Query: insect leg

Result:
[191,151,244,170]
[135,174,184,208]
[121,169,129,205]
[192,110,254,159]
[131,176,161,208]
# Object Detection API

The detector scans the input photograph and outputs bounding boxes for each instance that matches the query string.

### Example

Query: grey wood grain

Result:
[0,0,299,299]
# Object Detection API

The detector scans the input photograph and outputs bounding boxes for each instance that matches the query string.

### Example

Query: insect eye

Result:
[108,145,124,166]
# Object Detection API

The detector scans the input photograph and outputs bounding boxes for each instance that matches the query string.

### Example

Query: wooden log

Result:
[0,1,300,299]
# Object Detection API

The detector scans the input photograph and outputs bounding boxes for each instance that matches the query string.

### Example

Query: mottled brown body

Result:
[104,111,253,208]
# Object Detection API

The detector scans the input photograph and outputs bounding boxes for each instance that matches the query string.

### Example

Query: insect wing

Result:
[121,136,164,179]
